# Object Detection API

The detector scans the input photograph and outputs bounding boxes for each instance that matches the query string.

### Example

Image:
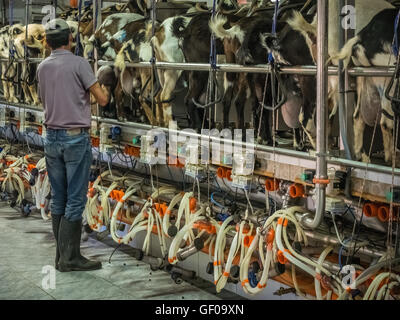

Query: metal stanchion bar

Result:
[0,57,398,77]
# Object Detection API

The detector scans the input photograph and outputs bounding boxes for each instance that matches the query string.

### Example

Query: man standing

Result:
[37,19,109,272]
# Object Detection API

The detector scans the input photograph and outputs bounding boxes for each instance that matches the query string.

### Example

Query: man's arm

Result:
[78,59,110,107]
[89,82,110,107]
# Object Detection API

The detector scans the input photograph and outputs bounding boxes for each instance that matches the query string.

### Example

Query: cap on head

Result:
[45,18,71,37]
[45,18,71,49]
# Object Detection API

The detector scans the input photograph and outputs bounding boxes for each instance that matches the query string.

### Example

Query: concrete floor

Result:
[0,205,244,300]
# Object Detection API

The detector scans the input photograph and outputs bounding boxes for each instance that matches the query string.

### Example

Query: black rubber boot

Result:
[51,214,63,270]
[58,217,102,272]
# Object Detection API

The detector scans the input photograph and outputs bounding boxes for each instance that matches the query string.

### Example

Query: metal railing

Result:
[0,57,397,77]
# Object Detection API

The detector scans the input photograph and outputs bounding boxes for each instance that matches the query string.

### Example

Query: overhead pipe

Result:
[97,60,399,77]
[302,0,328,230]
[0,57,397,77]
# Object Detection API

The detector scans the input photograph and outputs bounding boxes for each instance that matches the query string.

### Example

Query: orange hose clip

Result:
[154,202,167,215]
[189,197,197,213]
[193,220,216,234]
[223,271,230,277]
[312,178,330,185]
[235,223,251,234]
[160,203,168,217]
[243,235,254,248]
[241,279,249,287]
[266,229,275,245]
[110,190,125,202]
[88,188,96,198]
[168,257,176,264]
[277,249,290,265]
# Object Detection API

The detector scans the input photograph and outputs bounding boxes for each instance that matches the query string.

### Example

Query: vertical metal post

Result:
[93,0,102,125]
[1,0,5,25]
[304,0,328,229]
[8,0,11,26]
[53,0,58,18]
[344,0,356,156]
[338,0,347,157]
[341,0,355,199]
[25,0,29,60]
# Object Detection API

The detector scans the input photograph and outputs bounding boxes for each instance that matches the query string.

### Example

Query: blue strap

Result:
[74,0,83,55]
[392,9,400,57]
[268,0,279,64]
[209,0,217,69]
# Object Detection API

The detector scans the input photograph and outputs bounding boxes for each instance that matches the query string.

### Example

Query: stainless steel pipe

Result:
[302,0,328,230]
[0,57,395,76]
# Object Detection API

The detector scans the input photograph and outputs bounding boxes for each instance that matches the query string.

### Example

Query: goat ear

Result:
[260,33,276,51]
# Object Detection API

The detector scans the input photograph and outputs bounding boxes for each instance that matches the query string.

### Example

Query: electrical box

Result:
[0,108,5,127]
[99,124,114,154]
[185,144,207,180]
[231,151,254,189]
[325,197,347,214]
[140,134,157,165]
[19,110,26,133]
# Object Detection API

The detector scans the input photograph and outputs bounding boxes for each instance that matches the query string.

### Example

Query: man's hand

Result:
[89,82,110,107]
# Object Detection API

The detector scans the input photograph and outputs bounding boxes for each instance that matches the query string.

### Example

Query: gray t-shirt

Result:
[37,49,97,129]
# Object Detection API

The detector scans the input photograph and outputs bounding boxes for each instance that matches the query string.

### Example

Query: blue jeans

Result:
[44,129,92,222]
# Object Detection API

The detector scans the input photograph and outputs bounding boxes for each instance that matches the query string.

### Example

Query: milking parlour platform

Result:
[1,0,400,304]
